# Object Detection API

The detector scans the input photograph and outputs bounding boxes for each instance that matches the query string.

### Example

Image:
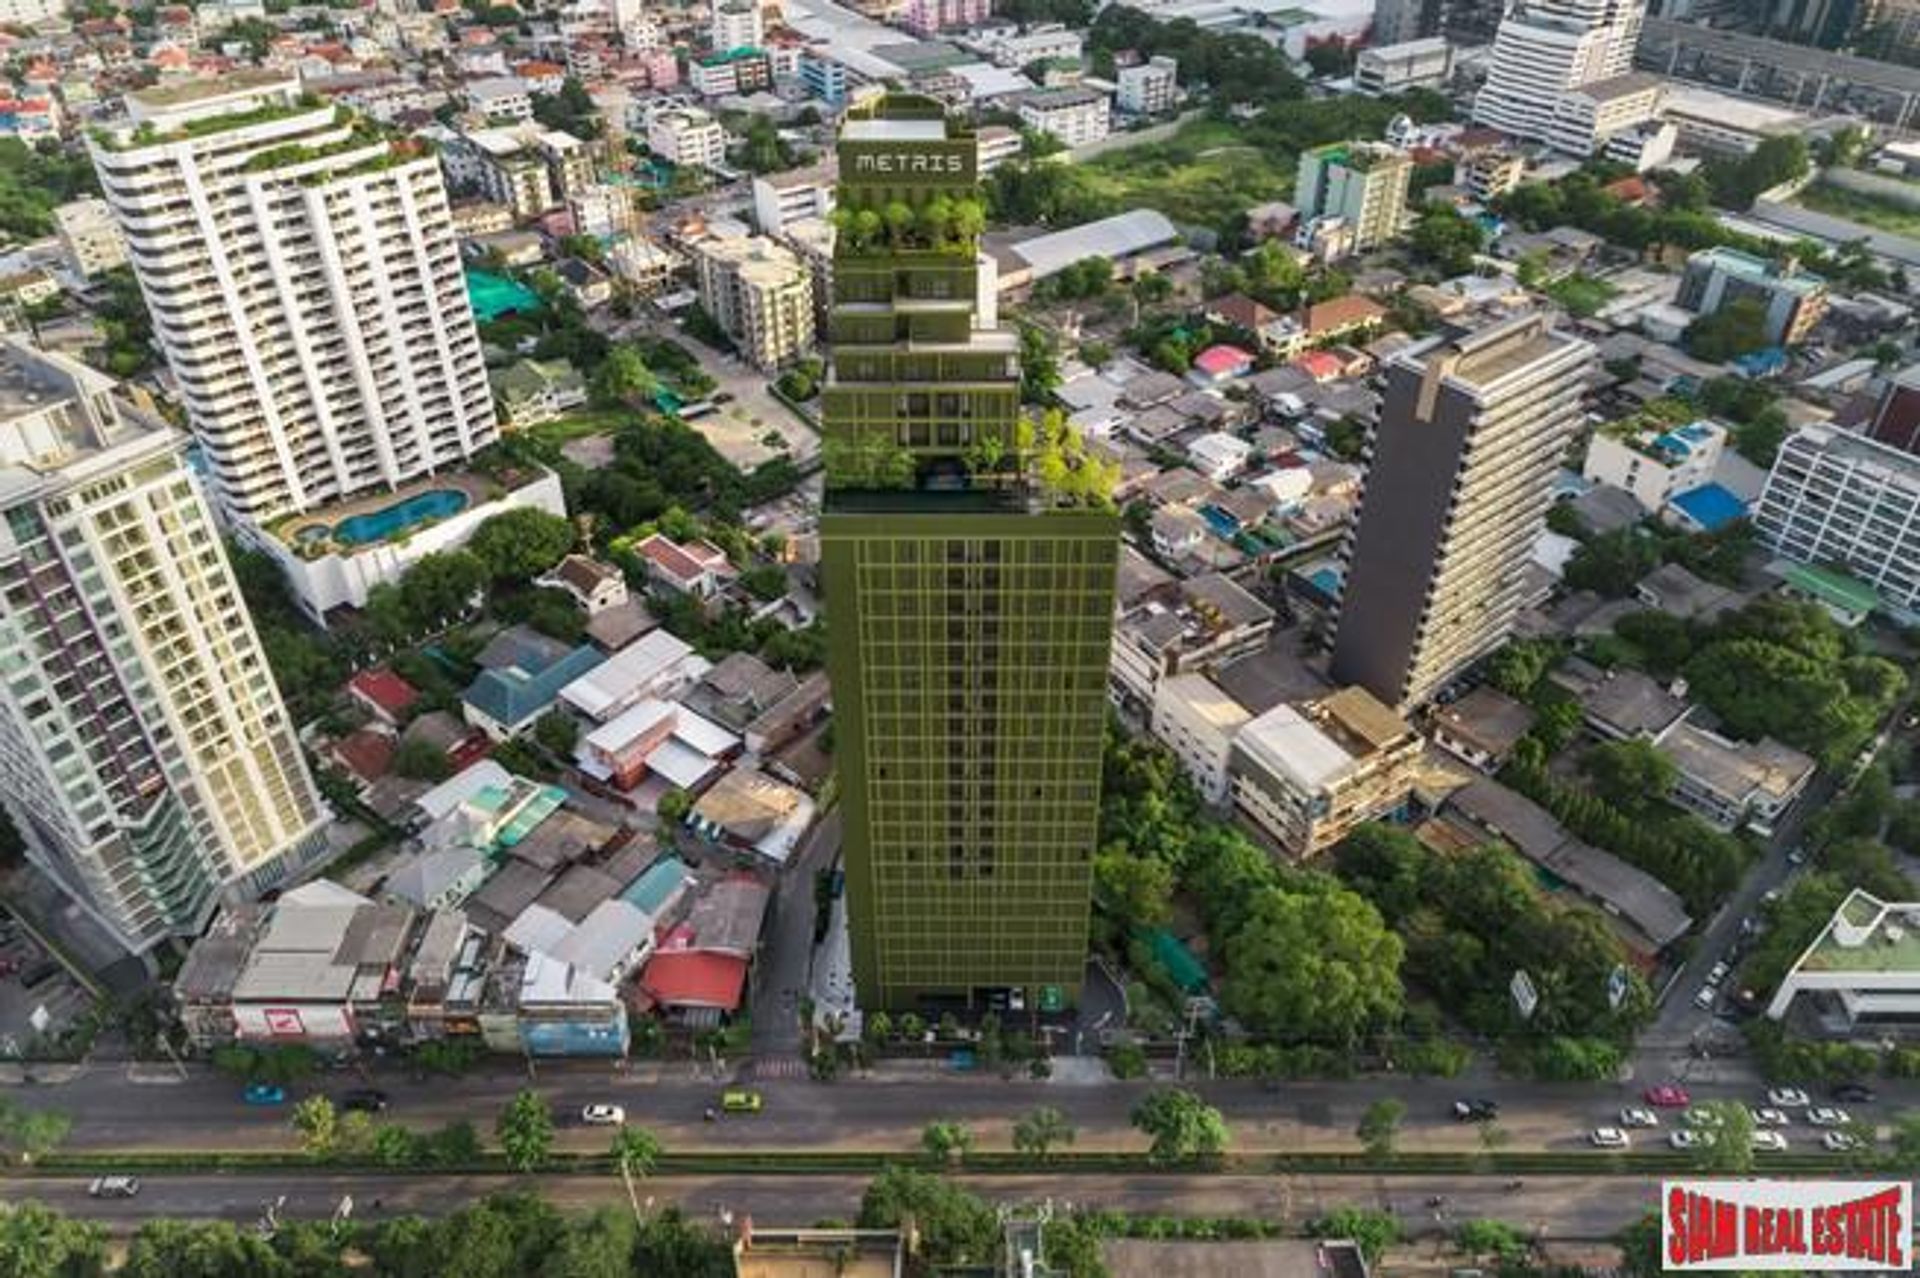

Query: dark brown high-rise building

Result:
[1330,314,1593,711]
[1866,364,1920,457]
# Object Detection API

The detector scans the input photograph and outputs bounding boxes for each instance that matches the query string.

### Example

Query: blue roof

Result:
[1733,347,1788,376]
[462,645,604,731]
[1666,483,1747,533]
[620,855,689,915]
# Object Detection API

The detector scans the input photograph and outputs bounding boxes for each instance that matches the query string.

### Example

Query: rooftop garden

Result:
[98,94,332,150]
[830,191,985,257]
[822,409,1118,511]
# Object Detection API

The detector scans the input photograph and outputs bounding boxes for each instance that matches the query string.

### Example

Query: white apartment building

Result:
[1149,673,1250,805]
[1546,71,1665,157]
[1229,688,1423,860]
[0,336,329,953]
[1355,38,1452,95]
[1116,55,1178,114]
[695,235,815,372]
[1766,889,1920,1028]
[975,124,1022,173]
[1582,416,1726,513]
[1014,88,1110,148]
[52,197,129,279]
[647,105,728,171]
[710,0,764,49]
[455,124,595,217]
[1755,423,1920,622]
[752,160,836,237]
[89,74,508,615]
[0,0,60,22]
[1473,13,1617,144]
[987,26,1083,68]
[466,75,534,121]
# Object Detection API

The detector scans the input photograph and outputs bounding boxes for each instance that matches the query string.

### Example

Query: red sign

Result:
[1664,1180,1912,1271]
[263,1008,305,1037]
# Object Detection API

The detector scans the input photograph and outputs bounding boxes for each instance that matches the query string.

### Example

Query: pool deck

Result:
[279,471,504,550]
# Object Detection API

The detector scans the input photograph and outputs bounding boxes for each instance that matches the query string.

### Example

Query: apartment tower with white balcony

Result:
[0,336,328,953]
[1474,0,1647,144]
[88,72,498,531]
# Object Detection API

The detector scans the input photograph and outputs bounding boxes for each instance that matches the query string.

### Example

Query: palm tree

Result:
[610,1126,663,1222]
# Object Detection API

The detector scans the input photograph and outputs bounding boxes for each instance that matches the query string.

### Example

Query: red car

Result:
[1644,1084,1691,1107]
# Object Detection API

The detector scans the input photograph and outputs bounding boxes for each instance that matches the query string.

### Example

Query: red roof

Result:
[348,668,420,718]
[515,59,565,76]
[1192,344,1254,376]
[332,729,394,783]
[1604,176,1652,206]
[639,951,748,1011]
[1294,350,1344,381]
[1303,295,1388,336]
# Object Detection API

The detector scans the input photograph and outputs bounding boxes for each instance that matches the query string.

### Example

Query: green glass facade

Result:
[819,96,1119,1010]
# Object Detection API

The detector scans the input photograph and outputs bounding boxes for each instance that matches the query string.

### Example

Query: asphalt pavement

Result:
[9,1170,1653,1241]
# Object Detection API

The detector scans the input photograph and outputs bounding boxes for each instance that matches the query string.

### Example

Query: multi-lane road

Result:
[4,1169,1649,1240]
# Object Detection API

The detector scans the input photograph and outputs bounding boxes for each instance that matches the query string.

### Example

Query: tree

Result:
[1407,207,1485,276]
[291,1095,338,1160]
[398,551,488,630]
[921,1119,974,1164]
[592,344,661,408]
[1686,297,1773,363]
[1355,1098,1404,1159]
[1217,880,1404,1044]
[1483,638,1561,697]
[1302,40,1354,76]
[1581,739,1678,813]
[1092,850,1174,931]
[1323,415,1368,461]
[0,1200,108,1278]
[657,788,693,824]
[467,508,575,582]
[1130,1087,1229,1162]
[610,1126,663,1222]
[858,1168,999,1269]
[1310,1207,1399,1264]
[1018,321,1060,403]
[1455,1218,1527,1262]
[121,1220,284,1278]
[1688,1100,1754,1174]
[496,1089,554,1172]
[393,738,453,782]
[534,710,579,758]
[1012,1105,1075,1160]
[1565,528,1661,597]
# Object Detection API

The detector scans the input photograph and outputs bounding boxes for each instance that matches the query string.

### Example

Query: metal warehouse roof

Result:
[1010,210,1179,282]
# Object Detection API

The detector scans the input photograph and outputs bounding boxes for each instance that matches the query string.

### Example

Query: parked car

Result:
[1670,1130,1715,1149]
[1822,1131,1861,1152]
[1750,1107,1790,1127]
[1590,1127,1630,1149]
[1645,1084,1690,1107]
[1750,1131,1788,1152]
[337,1089,388,1114]
[581,1104,626,1126]
[88,1176,139,1199]
[1807,1107,1851,1127]
[1766,1087,1811,1108]
[1618,1108,1660,1128]
[721,1089,764,1114]
[242,1083,286,1105]
[1831,1082,1877,1104]
[1685,1107,1725,1128]
[1707,962,1730,985]
[1693,986,1716,1011]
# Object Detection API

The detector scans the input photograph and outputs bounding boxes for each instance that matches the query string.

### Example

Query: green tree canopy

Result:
[495,1089,554,1172]
[467,508,576,582]
[1217,878,1404,1044]
[1130,1087,1230,1162]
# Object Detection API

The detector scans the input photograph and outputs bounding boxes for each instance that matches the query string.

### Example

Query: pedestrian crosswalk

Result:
[744,1055,808,1080]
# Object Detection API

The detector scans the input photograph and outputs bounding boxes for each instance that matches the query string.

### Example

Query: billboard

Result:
[233,1003,354,1041]
[1663,1180,1911,1271]
[838,138,978,190]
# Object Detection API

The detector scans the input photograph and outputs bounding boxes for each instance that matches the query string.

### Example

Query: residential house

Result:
[636,532,736,599]
[537,555,630,616]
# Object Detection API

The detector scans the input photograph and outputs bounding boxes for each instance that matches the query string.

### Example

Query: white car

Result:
[88,1176,139,1199]
[1707,961,1730,984]
[1590,1127,1630,1149]
[1750,1131,1788,1152]
[1619,1107,1661,1128]
[581,1104,626,1126]
[1693,986,1716,1011]
[1767,1088,1811,1108]
[1670,1129,1716,1149]
[1685,1107,1725,1128]
[1750,1107,1791,1127]
[1822,1131,1861,1152]
[1807,1107,1851,1127]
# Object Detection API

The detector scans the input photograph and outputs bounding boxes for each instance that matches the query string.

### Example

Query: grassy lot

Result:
[1072,119,1296,230]
[1543,273,1619,319]
[1796,181,1920,239]
[528,408,631,445]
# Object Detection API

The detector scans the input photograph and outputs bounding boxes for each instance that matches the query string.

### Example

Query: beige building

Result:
[52,197,129,279]
[0,336,328,952]
[732,1225,903,1278]
[1293,142,1411,257]
[1229,687,1423,859]
[695,235,815,371]
[1150,673,1252,805]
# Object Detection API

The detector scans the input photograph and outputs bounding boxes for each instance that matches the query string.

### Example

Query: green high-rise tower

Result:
[819,95,1119,1012]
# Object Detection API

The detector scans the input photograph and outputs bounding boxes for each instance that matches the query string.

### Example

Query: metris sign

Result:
[842,141,976,187]
[1663,1180,1912,1271]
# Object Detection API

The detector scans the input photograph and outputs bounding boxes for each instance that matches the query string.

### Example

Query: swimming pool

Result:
[465,268,541,322]
[333,489,469,546]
